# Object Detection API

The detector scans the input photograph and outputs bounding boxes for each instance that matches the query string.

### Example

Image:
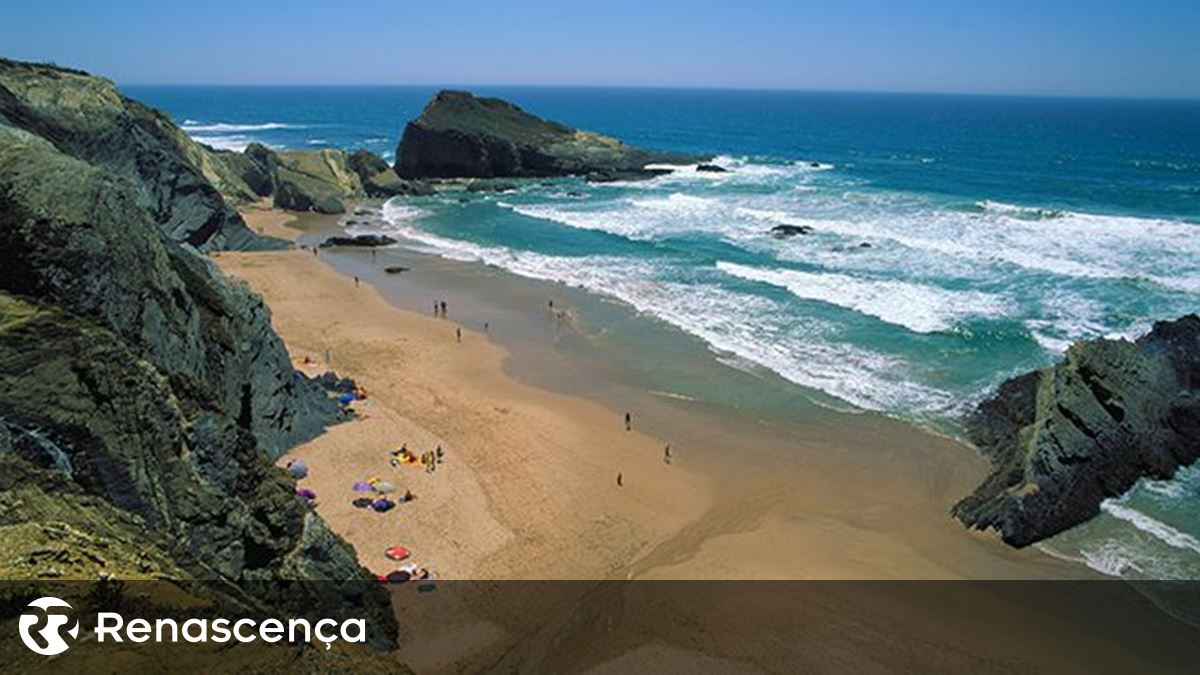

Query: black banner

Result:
[1,580,1197,673]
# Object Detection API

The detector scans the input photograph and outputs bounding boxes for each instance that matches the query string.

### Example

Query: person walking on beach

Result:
[664,444,672,464]
[354,276,360,287]
[433,299,439,316]
[483,321,489,333]
[456,327,462,343]
[616,471,623,488]
[624,412,632,431]
[436,445,444,463]
[441,300,448,317]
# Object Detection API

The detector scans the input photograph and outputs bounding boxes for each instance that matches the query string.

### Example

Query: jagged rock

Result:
[953,315,1200,547]
[697,163,728,173]
[0,61,396,650]
[0,59,274,251]
[770,224,814,237]
[395,90,706,179]
[319,234,397,248]
[272,148,363,214]
[384,266,409,274]
[348,148,433,197]
[234,142,280,196]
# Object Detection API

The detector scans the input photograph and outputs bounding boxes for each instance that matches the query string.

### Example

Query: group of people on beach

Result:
[390,443,445,473]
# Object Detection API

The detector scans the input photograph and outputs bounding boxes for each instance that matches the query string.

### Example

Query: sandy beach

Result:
[218,206,1084,583]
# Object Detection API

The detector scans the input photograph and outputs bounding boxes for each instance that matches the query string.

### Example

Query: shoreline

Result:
[218,205,1089,581]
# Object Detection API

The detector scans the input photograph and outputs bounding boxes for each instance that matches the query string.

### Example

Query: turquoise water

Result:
[131,86,1200,578]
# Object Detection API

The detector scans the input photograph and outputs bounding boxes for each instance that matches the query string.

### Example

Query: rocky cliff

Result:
[953,315,1200,547]
[0,59,396,648]
[0,59,272,251]
[395,90,704,180]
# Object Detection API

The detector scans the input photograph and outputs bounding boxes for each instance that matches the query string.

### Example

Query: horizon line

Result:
[116,81,1200,104]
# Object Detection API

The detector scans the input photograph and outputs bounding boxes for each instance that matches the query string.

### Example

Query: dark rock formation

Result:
[320,234,398,248]
[770,224,814,237]
[0,58,396,650]
[384,266,410,275]
[464,179,517,193]
[954,315,1200,547]
[0,59,274,251]
[584,168,675,183]
[348,148,434,197]
[395,90,706,179]
[697,163,728,173]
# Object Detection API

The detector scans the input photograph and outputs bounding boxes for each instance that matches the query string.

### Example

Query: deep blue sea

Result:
[128,85,1200,579]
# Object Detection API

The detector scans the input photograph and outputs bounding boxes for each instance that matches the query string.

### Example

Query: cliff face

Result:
[213,143,426,213]
[0,60,395,645]
[0,59,271,251]
[395,90,704,180]
[954,315,1200,547]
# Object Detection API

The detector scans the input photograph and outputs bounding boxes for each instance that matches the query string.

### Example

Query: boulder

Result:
[770,224,814,237]
[953,315,1200,547]
[697,163,728,173]
[465,179,518,193]
[320,234,398,248]
[348,148,433,197]
[395,90,706,179]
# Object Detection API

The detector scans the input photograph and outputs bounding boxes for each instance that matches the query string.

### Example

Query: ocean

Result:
[129,85,1200,579]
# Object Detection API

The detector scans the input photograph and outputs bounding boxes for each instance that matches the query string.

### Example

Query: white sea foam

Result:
[180,121,304,132]
[506,193,727,240]
[1078,540,1143,577]
[1102,500,1200,556]
[736,204,1200,293]
[372,199,958,416]
[1142,464,1200,500]
[716,261,1012,333]
[193,135,256,151]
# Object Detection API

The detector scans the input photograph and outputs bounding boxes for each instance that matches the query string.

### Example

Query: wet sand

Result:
[218,206,1085,582]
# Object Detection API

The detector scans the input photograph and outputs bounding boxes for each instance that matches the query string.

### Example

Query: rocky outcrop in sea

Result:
[394,90,705,180]
[954,314,1200,547]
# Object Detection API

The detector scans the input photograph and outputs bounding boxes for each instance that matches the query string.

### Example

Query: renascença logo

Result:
[19,597,79,656]
[16,596,367,655]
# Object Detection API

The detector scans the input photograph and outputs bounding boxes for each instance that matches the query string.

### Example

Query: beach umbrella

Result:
[338,392,356,406]
[352,497,374,509]
[296,488,317,500]
[372,498,395,512]
[374,481,397,494]
[352,481,374,492]
[385,570,411,584]
[385,546,410,561]
[286,459,308,479]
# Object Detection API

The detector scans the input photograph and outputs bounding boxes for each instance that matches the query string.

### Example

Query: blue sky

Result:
[2,0,1197,98]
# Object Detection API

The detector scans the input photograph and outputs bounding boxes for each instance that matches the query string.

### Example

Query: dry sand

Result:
[217,207,1081,582]
[208,209,1199,675]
